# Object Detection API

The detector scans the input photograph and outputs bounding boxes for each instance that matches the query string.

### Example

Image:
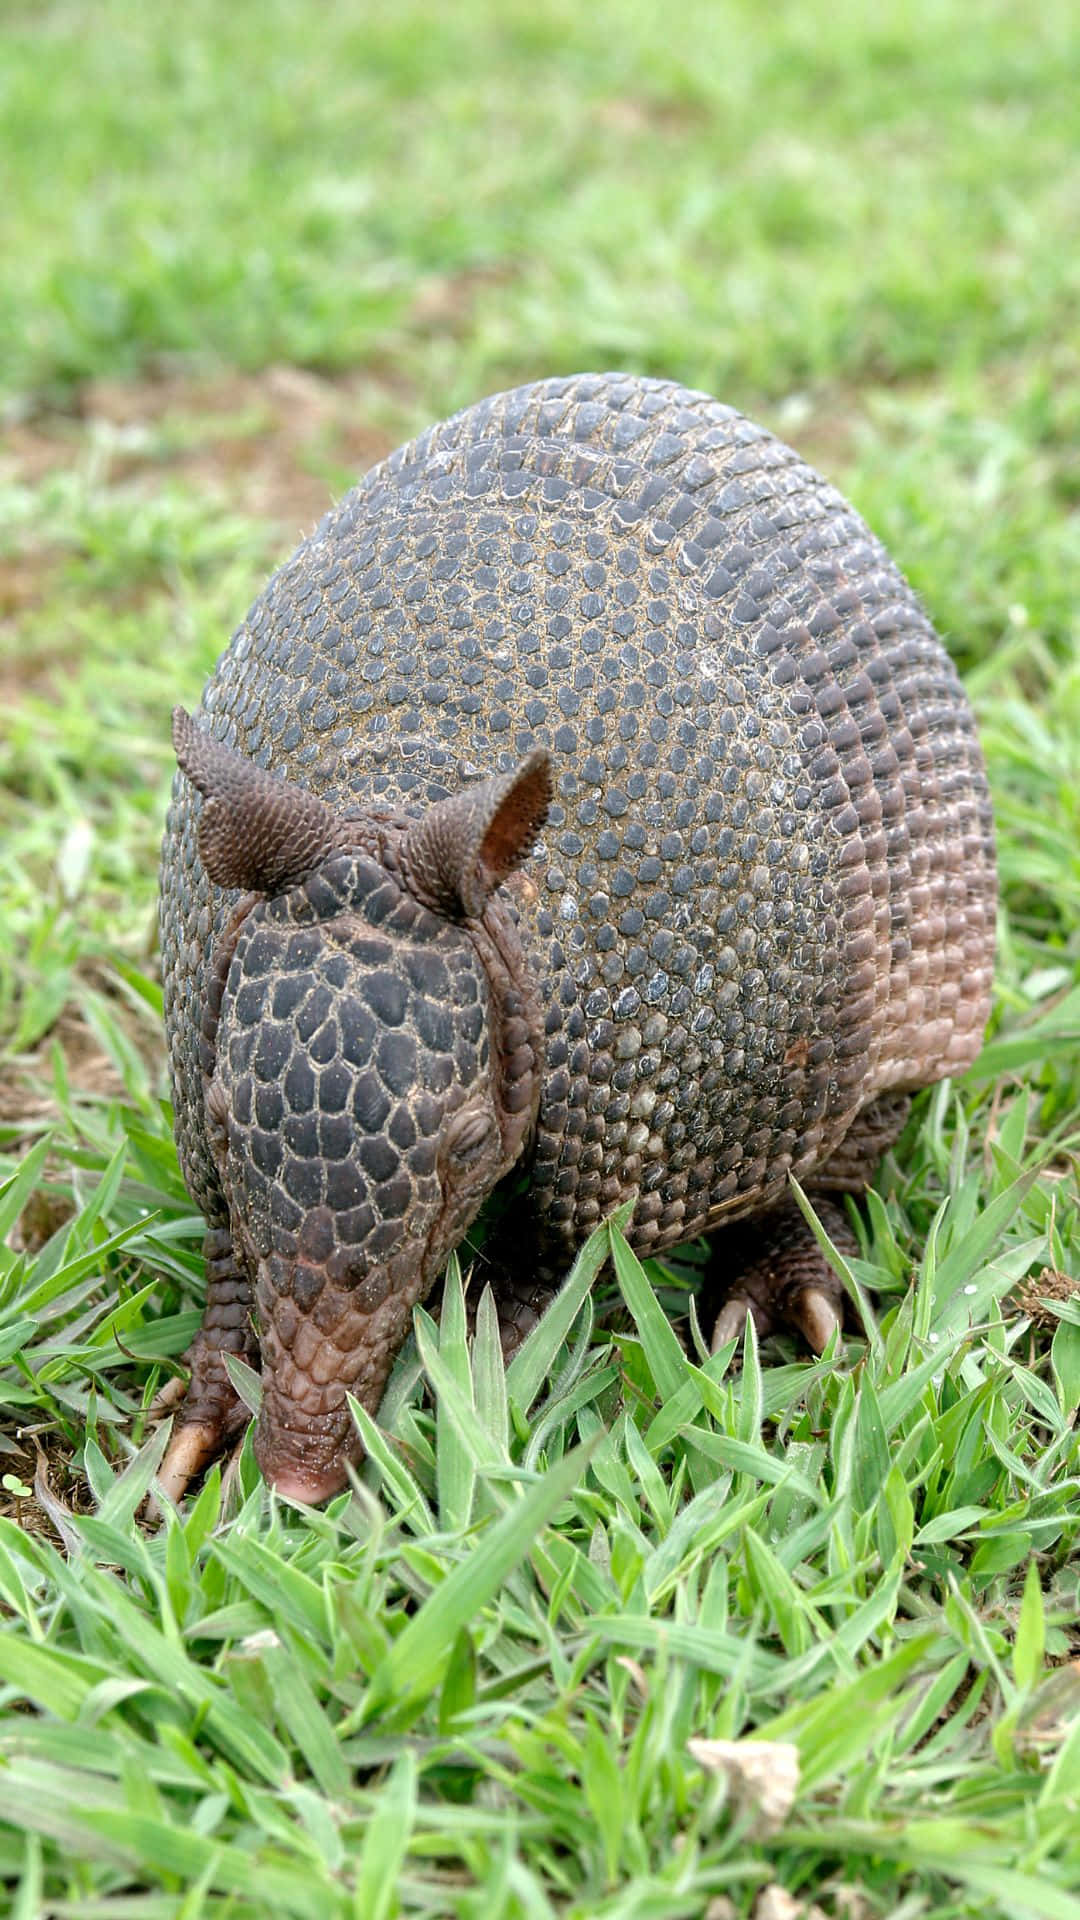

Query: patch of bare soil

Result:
[0,549,63,626]
[0,963,164,1136]
[591,95,711,136]
[407,261,518,333]
[0,363,404,625]
[0,1437,98,1542]
[0,1012,125,1132]
[9,360,395,537]
[0,352,937,648]
[76,362,397,530]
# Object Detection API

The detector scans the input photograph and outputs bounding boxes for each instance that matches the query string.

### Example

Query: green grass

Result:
[2,0,1080,1913]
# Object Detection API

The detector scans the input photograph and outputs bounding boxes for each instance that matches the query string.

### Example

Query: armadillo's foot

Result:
[460,1235,561,1359]
[479,1271,560,1359]
[148,1426,251,1522]
[707,1197,856,1357]
[496,1283,560,1359]
[710,1283,841,1356]
[149,1226,257,1505]
[149,1348,256,1509]
[150,1355,253,1506]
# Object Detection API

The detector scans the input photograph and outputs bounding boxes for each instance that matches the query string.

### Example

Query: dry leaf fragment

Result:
[688,1736,800,1834]
[751,1893,829,1920]
[753,1888,801,1920]
[1014,1267,1080,1329]
[614,1655,650,1698]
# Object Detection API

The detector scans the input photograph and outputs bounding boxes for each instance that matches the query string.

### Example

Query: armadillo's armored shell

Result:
[160,374,996,1274]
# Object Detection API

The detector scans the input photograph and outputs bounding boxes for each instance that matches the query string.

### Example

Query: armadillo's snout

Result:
[199,814,541,1499]
[251,1248,415,1504]
[257,1448,352,1507]
[252,1366,359,1507]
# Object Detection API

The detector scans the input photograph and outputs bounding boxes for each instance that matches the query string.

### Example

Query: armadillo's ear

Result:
[172,708,350,893]
[401,749,553,920]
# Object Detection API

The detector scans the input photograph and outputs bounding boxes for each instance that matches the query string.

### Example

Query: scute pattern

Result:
[161,371,995,1294]
[219,856,487,1228]
[208,849,496,1471]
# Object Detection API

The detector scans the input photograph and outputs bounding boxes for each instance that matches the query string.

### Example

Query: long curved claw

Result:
[710,1293,756,1353]
[705,1195,856,1363]
[147,1374,188,1419]
[153,1420,226,1510]
[787,1284,843,1356]
[219,1439,250,1518]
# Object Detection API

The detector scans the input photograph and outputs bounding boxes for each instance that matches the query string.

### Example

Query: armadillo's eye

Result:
[442,1103,497,1167]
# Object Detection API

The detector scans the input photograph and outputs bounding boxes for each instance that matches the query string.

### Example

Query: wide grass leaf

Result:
[505,1204,632,1413]
[351,1749,417,1920]
[608,1220,687,1402]
[0,1635,114,1720]
[370,1438,596,1715]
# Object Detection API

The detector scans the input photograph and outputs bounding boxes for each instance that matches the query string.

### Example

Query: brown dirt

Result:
[76,362,397,527]
[591,95,711,136]
[408,261,518,333]
[0,548,61,624]
[0,963,164,1137]
[0,353,952,651]
[0,362,404,628]
[1013,1266,1080,1331]
[0,1436,98,1542]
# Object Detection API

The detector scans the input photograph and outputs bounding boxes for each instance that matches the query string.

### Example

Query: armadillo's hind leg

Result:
[707,1197,856,1356]
[155,1226,257,1505]
[707,1093,911,1355]
[489,1272,561,1358]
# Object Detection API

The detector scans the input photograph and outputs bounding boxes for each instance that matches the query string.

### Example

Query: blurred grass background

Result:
[2,3,1080,1915]
[5,0,1078,409]
[2,0,1077,1022]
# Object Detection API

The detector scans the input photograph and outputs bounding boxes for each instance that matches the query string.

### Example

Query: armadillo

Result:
[158,372,996,1503]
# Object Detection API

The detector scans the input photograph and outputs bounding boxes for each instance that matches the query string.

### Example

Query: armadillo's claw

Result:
[705,1195,856,1361]
[144,1227,257,1520]
[787,1284,843,1355]
[147,1374,188,1419]
[710,1293,757,1353]
[145,1425,250,1526]
[153,1420,225,1511]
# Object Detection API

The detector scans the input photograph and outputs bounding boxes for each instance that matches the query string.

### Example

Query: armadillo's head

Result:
[172,711,551,1502]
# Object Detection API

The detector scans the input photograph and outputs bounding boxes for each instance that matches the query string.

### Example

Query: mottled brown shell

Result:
[160,373,996,1283]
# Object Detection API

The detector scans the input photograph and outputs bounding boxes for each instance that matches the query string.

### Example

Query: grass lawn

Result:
[2,1,1080,1913]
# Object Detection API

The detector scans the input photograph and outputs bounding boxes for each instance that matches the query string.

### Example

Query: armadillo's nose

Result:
[265,1459,352,1506]
[252,1369,358,1505]
[251,1249,392,1506]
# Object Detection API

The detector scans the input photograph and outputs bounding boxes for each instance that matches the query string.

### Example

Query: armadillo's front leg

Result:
[482,1266,561,1358]
[463,1216,562,1359]
[156,1226,256,1504]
